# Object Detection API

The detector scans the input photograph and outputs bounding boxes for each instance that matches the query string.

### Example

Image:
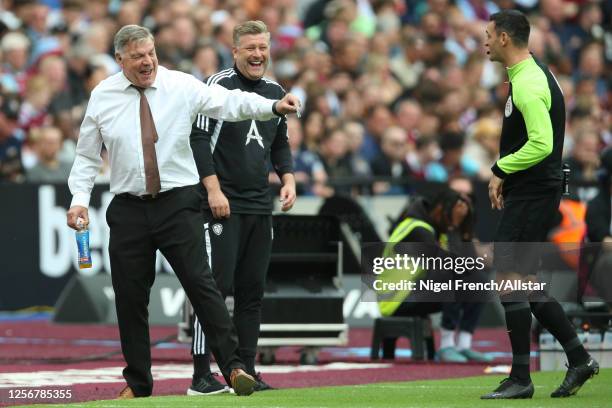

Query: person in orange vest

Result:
[550,199,587,270]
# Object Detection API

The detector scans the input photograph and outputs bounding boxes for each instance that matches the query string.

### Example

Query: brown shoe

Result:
[230,368,256,396]
[117,385,135,399]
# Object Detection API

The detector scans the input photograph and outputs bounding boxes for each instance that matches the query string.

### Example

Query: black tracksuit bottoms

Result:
[191,212,272,370]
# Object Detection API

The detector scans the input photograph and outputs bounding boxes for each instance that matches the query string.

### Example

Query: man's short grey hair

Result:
[233,20,269,46]
[114,25,154,54]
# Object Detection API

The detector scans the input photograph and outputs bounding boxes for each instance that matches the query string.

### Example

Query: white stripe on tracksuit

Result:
[192,222,212,355]
[195,68,237,134]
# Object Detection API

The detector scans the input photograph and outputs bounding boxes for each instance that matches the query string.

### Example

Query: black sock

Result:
[245,360,256,376]
[193,353,211,381]
[501,294,532,385]
[529,291,590,367]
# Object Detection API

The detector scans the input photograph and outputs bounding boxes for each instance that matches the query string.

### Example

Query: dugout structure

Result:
[179,214,348,365]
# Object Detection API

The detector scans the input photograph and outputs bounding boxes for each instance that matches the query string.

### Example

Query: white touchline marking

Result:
[0,363,392,388]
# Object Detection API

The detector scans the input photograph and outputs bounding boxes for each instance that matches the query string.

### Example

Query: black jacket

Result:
[370,153,412,179]
[190,66,293,214]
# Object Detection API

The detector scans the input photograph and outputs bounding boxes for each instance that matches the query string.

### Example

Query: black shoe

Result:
[551,358,599,398]
[480,377,534,399]
[187,372,228,396]
[253,372,274,392]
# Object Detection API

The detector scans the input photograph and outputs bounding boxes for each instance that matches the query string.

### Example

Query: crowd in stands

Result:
[0,0,609,197]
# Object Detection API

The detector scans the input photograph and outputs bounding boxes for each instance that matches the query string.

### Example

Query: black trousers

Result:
[106,185,243,396]
[192,212,272,368]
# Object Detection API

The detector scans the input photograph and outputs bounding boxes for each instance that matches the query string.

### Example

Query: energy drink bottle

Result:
[75,219,92,269]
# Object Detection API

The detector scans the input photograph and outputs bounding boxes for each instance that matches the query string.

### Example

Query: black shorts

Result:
[493,191,561,275]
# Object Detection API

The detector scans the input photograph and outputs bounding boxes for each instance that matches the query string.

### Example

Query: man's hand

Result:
[488,175,504,210]
[202,175,229,219]
[279,174,296,212]
[208,189,230,219]
[67,206,89,230]
[275,93,301,116]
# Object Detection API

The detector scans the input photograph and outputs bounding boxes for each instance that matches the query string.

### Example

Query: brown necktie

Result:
[134,86,161,195]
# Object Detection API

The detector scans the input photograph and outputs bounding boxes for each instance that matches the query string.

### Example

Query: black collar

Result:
[234,65,262,86]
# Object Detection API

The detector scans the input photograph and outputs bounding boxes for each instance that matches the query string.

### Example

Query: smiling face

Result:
[233,32,270,80]
[115,38,158,88]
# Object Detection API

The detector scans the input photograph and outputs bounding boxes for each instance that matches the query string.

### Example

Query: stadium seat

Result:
[370,316,435,361]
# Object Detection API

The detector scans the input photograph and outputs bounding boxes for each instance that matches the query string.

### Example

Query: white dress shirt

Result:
[68,66,278,208]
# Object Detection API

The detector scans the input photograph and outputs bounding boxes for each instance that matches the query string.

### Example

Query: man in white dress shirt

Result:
[65,25,300,399]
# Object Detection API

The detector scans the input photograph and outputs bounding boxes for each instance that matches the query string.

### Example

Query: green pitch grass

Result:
[27,368,612,408]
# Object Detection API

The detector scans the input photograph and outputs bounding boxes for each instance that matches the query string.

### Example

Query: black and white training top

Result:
[190,66,293,215]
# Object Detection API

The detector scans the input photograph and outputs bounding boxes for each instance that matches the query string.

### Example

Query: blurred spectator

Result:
[0,95,25,183]
[117,1,143,27]
[319,127,353,180]
[57,61,108,166]
[426,132,479,182]
[418,112,442,139]
[0,32,30,94]
[464,117,501,179]
[361,103,393,162]
[37,54,86,145]
[585,149,612,305]
[449,174,474,199]
[420,11,444,38]
[455,0,498,22]
[38,55,68,98]
[371,126,411,194]
[57,0,89,38]
[191,44,219,81]
[394,98,421,144]
[444,11,478,66]
[407,135,440,180]
[361,54,402,105]
[284,116,331,197]
[437,89,470,132]
[344,120,371,178]
[574,42,607,100]
[172,16,198,71]
[390,32,425,91]
[20,1,50,45]
[567,105,597,144]
[332,36,367,78]
[274,58,300,95]
[82,22,119,73]
[18,74,52,134]
[65,44,93,104]
[306,0,375,47]
[26,126,71,183]
[303,110,326,151]
[0,0,605,195]
[85,0,110,23]
[212,14,236,69]
[371,126,409,179]
[558,3,605,66]
[564,131,601,182]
